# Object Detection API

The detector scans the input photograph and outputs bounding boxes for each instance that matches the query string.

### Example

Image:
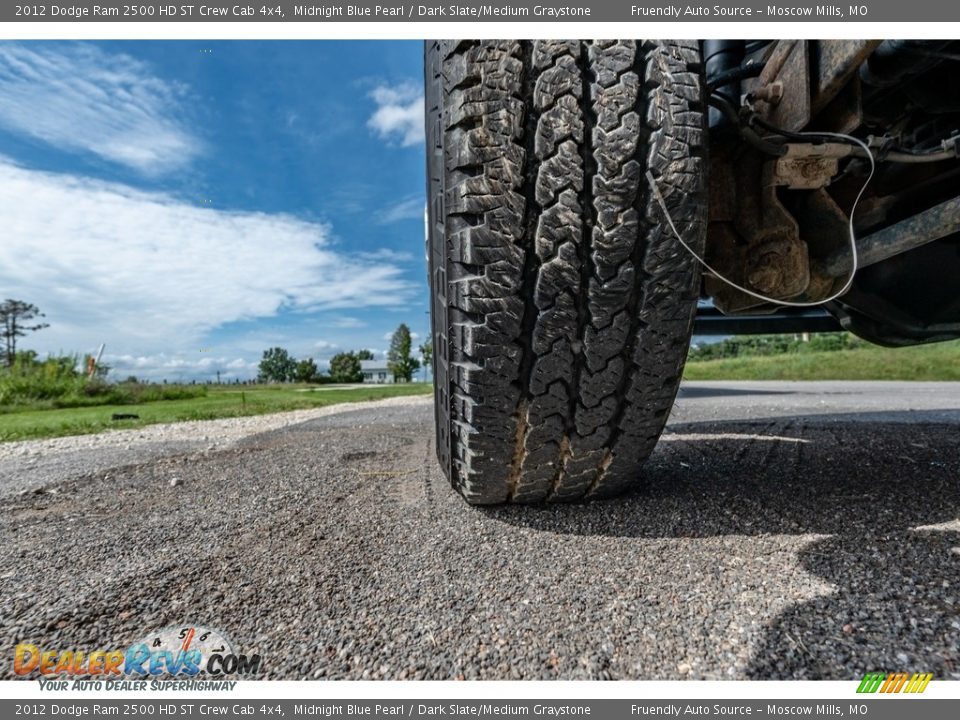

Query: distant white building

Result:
[360,360,393,384]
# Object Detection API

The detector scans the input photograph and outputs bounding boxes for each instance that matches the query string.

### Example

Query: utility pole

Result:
[87,343,105,379]
[424,310,431,384]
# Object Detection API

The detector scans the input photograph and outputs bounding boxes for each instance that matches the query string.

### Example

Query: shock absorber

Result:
[704,40,745,131]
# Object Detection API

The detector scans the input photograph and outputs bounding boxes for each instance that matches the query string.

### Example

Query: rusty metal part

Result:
[706,151,811,312]
[704,224,744,306]
[793,189,851,258]
[699,40,938,315]
[773,143,854,190]
[823,195,960,278]
[708,146,737,223]
[737,161,809,302]
[772,143,853,189]
[811,41,882,116]
[704,39,887,313]
[781,143,855,159]
[811,70,864,134]
[756,41,798,86]
[750,40,810,131]
[748,41,880,132]
[790,189,853,301]
[753,81,784,105]
[744,238,809,296]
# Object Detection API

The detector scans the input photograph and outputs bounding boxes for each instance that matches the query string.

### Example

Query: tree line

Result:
[688,332,867,361]
[258,323,432,384]
[1,299,434,386]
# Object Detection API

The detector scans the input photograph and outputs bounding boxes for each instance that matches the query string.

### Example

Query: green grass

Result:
[5,339,958,441]
[0,383,432,442]
[683,339,960,381]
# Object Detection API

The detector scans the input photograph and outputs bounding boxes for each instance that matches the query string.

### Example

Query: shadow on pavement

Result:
[486,412,960,679]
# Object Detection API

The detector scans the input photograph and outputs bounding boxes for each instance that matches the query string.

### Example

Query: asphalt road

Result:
[2,381,959,680]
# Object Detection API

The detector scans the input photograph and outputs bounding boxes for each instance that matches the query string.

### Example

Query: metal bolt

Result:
[755,81,785,106]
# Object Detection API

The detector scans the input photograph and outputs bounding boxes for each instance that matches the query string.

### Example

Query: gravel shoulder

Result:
[0,394,432,497]
[1,382,958,680]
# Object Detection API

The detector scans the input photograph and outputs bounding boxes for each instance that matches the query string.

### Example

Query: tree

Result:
[387,323,420,383]
[329,351,363,383]
[357,349,375,361]
[293,357,319,383]
[419,339,433,369]
[0,300,49,367]
[258,347,297,383]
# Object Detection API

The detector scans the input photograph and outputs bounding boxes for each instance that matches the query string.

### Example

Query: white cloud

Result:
[314,340,338,350]
[326,316,366,329]
[356,248,416,263]
[0,157,415,362]
[382,330,421,341]
[0,43,201,175]
[106,353,255,381]
[367,82,424,147]
[376,196,425,224]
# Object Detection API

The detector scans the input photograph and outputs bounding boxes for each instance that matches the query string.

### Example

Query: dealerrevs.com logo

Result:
[14,624,262,688]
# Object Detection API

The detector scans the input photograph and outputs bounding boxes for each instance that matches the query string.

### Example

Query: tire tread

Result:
[426,40,706,504]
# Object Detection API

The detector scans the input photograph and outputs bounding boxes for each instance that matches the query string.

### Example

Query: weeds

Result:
[0,353,206,411]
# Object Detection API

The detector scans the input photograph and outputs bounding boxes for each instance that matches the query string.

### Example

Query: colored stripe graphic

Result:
[857,672,932,693]
[890,673,909,693]
[857,672,886,693]
[908,673,933,693]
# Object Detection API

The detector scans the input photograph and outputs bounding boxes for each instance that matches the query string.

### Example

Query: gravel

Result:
[1,382,958,680]
[0,395,432,497]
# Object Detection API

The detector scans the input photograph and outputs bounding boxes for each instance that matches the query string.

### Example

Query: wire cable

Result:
[706,62,765,92]
[707,94,787,156]
[646,131,876,308]
[745,107,958,163]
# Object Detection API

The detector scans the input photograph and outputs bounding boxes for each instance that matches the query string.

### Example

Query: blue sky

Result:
[0,41,429,381]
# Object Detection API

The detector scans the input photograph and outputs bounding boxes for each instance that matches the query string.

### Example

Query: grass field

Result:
[4,339,959,442]
[683,339,960,381]
[0,383,432,442]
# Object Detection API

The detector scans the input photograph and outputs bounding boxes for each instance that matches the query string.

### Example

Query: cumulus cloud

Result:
[367,82,424,146]
[0,157,415,360]
[0,43,201,175]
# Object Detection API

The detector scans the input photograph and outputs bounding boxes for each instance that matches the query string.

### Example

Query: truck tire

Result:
[425,40,707,504]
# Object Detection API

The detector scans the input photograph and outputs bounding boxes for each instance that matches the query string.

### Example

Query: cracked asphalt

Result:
[2,381,959,680]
